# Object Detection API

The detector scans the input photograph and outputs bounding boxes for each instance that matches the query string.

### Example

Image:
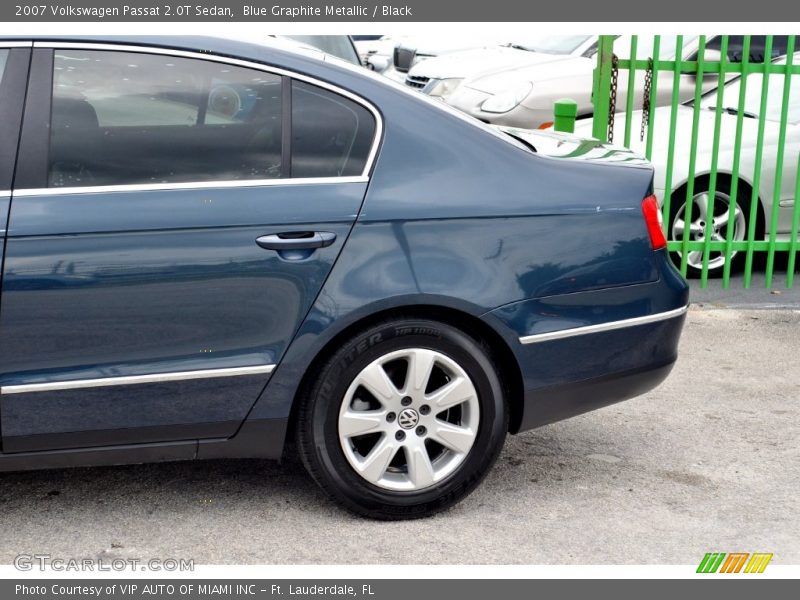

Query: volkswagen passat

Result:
[0,36,688,519]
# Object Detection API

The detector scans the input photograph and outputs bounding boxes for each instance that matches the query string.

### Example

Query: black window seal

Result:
[0,46,32,193]
[14,47,51,190]
[281,75,291,179]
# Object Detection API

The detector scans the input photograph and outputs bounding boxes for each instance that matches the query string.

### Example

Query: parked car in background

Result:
[0,35,688,519]
[353,34,393,70]
[357,35,410,74]
[281,35,361,65]
[404,35,597,97]
[380,34,508,82]
[572,53,800,277]
[447,35,794,129]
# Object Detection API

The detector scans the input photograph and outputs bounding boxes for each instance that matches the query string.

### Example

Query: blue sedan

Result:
[0,36,688,519]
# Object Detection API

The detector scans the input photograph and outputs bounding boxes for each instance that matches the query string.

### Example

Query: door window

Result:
[291,80,376,178]
[49,50,282,188]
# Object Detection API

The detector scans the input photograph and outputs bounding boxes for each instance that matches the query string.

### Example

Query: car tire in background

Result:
[668,175,763,278]
[296,317,508,520]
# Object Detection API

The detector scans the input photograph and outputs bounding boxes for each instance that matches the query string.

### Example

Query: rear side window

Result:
[291,80,375,178]
[49,50,282,188]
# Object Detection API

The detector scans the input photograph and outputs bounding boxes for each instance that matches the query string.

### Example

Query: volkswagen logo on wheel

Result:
[397,408,419,429]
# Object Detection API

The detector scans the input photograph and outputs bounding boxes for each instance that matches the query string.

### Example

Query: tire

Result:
[296,317,508,520]
[668,176,759,278]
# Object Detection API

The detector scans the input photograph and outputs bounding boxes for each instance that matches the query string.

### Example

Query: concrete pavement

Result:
[0,307,797,564]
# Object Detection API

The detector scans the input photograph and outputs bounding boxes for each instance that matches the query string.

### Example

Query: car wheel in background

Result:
[296,317,508,520]
[668,177,760,278]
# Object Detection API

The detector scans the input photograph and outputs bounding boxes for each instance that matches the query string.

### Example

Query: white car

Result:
[572,53,800,276]
[380,34,509,83]
[446,35,793,130]
[404,36,597,97]
[279,35,361,66]
[357,35,406,73]
[352,34,385,64]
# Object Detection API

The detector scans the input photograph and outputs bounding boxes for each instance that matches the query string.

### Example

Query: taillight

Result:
[641,194,667,250]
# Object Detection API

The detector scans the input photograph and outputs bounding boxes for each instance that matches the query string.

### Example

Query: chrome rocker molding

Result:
[518,305,689,345]
[1,365,276,394]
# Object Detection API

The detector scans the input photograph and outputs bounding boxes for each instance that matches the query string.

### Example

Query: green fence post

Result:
[744,35,774,288]
[700,35,729,288]
[679,36,706,278]
[622,36,638,148]
[591,35,615,141]
[722,35,752,288]
[767,36,796,288]
[786,154,800,288]
[553,98,578,133]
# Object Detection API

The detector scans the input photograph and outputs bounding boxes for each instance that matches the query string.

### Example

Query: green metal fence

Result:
[590,35,800,288]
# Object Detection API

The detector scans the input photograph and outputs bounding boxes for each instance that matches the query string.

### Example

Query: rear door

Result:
[0,44,378,453]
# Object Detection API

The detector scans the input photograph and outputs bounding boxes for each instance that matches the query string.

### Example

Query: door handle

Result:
[255,231,337,251]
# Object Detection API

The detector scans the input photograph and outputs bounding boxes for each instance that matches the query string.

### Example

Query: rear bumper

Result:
[514,307,686,432]
[519,351,679,432]
[483,252,689,432]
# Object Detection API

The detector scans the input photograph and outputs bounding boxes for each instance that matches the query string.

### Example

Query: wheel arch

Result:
[283,303,526,449]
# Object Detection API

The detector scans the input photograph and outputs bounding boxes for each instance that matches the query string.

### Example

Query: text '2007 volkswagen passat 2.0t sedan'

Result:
[0,36,688,519]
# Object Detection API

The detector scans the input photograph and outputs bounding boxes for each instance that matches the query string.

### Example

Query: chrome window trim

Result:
[518,305,688,345]
[0,364,276,394]
[20,41,383,195]
[0,41,33,48]
[13,176,369,198]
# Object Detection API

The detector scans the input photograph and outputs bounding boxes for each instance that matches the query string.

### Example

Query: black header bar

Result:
[2,0,799,22]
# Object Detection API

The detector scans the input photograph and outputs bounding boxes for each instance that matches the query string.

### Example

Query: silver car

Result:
[446,35,792,129]
[573,53,800,276]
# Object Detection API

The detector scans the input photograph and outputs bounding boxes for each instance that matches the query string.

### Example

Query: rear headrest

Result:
[51,97,99,131]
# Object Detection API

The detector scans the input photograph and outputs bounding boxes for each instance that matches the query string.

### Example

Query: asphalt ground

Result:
[0,299,798,564]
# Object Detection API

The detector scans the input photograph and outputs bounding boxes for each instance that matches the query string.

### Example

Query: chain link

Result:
[607,54,619,143]
[640,58,653,142]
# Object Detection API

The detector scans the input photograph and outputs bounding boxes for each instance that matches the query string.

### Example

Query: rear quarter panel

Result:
[245,85,662,429]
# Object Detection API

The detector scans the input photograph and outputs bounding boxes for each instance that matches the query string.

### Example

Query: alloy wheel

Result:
[671,190,747,272]
[337,348,480,492]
